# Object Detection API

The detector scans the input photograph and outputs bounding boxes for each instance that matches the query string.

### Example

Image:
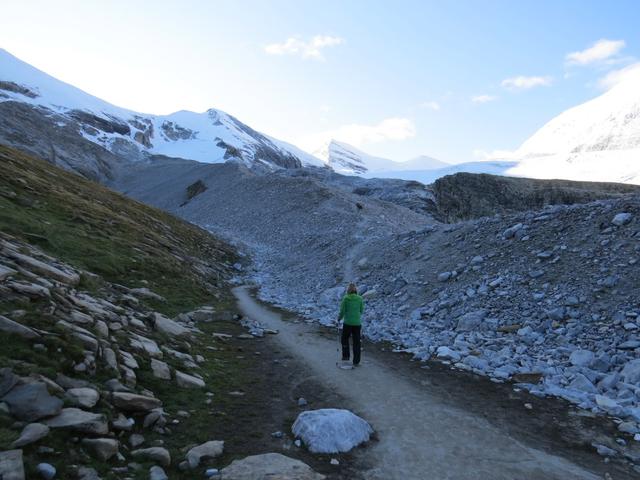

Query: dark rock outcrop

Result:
[430,173,640,222]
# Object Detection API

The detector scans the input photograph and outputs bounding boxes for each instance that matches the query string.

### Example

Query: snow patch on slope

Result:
[0,48,323,169]
[497,65,640,184]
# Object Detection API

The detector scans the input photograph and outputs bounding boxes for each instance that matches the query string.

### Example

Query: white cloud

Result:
[501,75,553,90]
[298,117,416,152]
[566,39,625,66]
[420,100,440,111]
[471,94,497,104]
[597,61,640,90]
[264,35,343,60]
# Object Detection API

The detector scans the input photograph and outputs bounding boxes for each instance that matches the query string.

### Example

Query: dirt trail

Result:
[233,286,607,480]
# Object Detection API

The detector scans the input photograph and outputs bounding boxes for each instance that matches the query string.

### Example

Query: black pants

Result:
[341,325,361,364]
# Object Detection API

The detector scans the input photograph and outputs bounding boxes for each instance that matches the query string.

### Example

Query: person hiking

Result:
[338,283,364,366]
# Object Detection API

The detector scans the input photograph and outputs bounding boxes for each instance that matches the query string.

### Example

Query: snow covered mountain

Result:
[504,64,640,184]
[314,139,448,176]
[0,48,323,179]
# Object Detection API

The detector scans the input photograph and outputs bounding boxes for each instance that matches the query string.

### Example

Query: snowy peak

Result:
[516,65,640,158]
[505,64,640,184]
[0,48,323,172]
[316,139,447,176]
[321,140,386,174]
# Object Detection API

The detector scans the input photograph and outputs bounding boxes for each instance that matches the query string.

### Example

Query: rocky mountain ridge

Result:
[0,48,323,181]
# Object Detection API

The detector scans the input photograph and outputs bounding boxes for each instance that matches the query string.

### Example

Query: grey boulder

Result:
[220,453,325,480]
[11,422,50,448]
[81,437,119,461]
[44,408,108,434]
[111,392,162,412]
[0,315,40,339]
[1,382,63,421]
[66,387,100,408]
[186,440,224,468]
[456,310,486,331]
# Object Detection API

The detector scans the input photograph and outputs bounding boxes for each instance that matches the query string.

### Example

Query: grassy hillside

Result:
[0,144,236,315]
[0,145,255,478]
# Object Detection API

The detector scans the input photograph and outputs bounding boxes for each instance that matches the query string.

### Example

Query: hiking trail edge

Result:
[232,286,608,480]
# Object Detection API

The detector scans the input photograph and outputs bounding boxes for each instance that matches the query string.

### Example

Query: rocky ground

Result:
[302,195,640,468]
[112,157,434,310]
[110,155,640,469]
[5,141,640,476]
[0,147,348,479]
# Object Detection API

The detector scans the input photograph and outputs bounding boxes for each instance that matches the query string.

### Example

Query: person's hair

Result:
[347,283,357,294]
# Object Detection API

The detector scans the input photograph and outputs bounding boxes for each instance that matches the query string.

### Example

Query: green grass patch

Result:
[0,145,237,316]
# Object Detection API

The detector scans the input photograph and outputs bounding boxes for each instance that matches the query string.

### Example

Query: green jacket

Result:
[338,293,364,326]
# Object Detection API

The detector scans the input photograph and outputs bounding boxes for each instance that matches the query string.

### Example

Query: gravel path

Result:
[233,286,603,480]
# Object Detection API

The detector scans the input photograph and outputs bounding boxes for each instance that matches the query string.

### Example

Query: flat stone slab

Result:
[7,250,79,285]
[153,313,189,336]
[111,392,162,412]
[1,382,63,421]
[44,408,108,434]
[220,453,325,480]
[0,315,40,339]
[175,370,205,388]
[66,387,100,408]
[0,449,25,480]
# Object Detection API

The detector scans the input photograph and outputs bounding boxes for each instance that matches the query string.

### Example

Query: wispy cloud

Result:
[501,75,553,90]
[597,61,640,90]
[566,39,626,66]
[471,94,497,104]
[298,117,416,153]
[420,100,440,111]
[264,35,343,60]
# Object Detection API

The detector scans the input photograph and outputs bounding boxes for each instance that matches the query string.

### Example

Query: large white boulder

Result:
[292,408,373,453]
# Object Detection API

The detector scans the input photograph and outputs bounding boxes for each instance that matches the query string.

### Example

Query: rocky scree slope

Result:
[111,157,435,306]
[0,146,331,479]
[314,195,640,464]
[112,155,640,461]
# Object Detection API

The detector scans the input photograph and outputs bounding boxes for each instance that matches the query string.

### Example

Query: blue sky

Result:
[2,0,639,163]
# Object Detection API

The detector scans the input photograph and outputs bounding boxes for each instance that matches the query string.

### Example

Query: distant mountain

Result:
[314,139,448,176]
[369,160,519,184]
[503,64,640,184]
[0,48,323,179]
